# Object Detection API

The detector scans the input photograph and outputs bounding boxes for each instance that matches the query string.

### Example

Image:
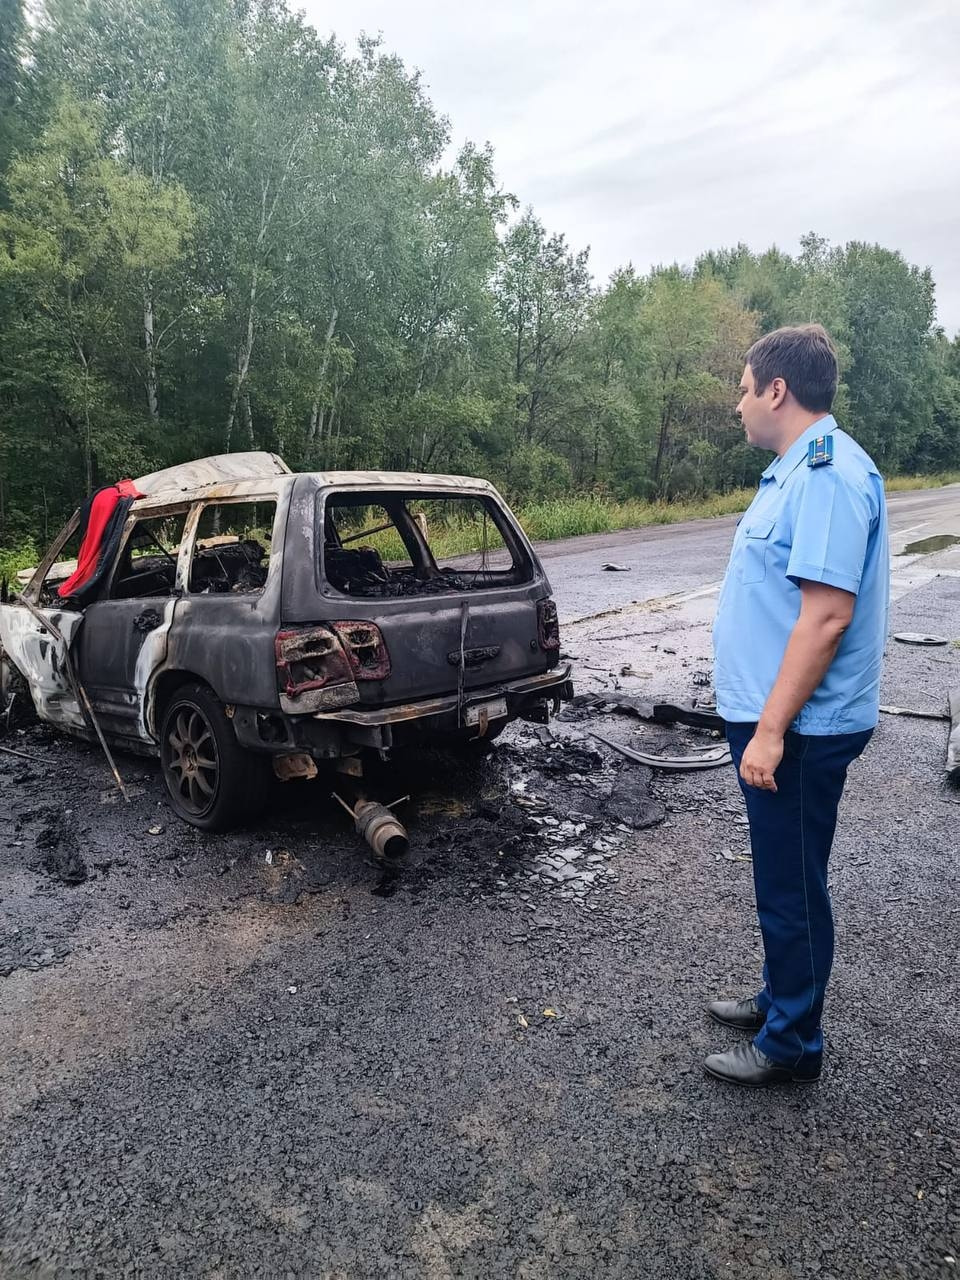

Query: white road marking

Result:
[889,520,930,539]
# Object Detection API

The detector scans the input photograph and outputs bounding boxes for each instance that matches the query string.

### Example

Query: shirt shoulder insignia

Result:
[807,434,834,468]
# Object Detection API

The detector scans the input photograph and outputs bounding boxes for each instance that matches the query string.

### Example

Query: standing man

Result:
[707,324,889,1086]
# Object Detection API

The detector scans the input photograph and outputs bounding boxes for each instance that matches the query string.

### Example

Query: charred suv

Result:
[0,453,573,829]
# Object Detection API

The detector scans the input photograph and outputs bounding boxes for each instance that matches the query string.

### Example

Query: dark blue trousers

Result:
[724,722,873,1071]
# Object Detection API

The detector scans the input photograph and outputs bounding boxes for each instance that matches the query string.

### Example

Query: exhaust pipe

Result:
[354,799,409,862]
[332,792,409,862]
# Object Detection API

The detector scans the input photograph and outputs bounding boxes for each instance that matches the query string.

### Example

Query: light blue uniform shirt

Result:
[713,416,889,734]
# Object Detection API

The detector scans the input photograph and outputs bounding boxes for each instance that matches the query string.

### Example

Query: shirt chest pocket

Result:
[739,516,775,584]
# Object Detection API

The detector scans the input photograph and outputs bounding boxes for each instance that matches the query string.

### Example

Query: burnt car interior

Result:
[36,501,279,604]
[188,502,276,595]
[322,493,533,598]
[110,513,187,599]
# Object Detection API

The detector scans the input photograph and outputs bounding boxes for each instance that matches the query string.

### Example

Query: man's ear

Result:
[769,376,788,410]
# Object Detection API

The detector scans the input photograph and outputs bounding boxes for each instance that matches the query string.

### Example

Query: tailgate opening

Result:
[320,491,533,598]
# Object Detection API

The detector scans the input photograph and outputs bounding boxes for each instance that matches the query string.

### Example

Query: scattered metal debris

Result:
[566,692,724,732]
[0,923,72,980]
[589,730,732,772]
[878,692,960,776]
[948,690,960,776]
[893,633,950,646]
[0,742,46,763]
[879,704,950,721]
[273,752,319,781]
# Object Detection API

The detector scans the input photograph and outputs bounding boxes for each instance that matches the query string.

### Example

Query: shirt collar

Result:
[760,415,836,488]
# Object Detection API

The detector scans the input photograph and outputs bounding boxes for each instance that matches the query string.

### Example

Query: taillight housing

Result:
[537,598,561,666]
[330,621,391,680]
[275,623,390,713]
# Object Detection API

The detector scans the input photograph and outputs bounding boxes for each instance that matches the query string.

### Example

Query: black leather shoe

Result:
[704,1040,821,1087]
[707,996,765,1031]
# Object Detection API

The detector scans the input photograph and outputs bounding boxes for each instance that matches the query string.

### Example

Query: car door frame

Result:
[73,501,194,744]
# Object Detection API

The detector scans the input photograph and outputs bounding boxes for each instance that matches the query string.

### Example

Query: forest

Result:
[2,0,959,566]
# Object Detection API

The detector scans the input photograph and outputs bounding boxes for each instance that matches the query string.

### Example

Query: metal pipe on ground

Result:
[590,729,731,771]
[354,799,409,862]
[332,791,410,862]
[948,689,960,776]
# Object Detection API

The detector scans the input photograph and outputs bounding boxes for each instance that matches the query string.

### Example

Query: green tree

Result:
[0,96,193,494]
[697,243,803,331]
[834,241,936,467]
[497,210,593,449]
[639,267,757,493]
[555,269,654,491]
[0,0,27,185]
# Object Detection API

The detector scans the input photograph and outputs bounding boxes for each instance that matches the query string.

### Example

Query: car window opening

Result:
[110,513,187,599]
[189,501,277,595]
[322,493,532,598]
[36,522,85,606]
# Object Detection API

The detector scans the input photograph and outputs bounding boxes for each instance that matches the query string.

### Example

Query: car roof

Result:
[298,470,497,493]
[134,451,292,497]
[132,454,497,504]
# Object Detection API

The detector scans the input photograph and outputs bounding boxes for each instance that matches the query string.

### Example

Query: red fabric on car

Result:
[57,480,145,600]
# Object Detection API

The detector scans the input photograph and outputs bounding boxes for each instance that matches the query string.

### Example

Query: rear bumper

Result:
[311,663,573,728]
[231,664,573,757]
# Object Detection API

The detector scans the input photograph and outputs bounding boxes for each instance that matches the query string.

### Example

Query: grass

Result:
[516,490,754,542]
[0,543,39,585]
[339,516,506,564]
[884,471,960,492]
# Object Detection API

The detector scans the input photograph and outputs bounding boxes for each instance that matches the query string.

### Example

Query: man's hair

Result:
[745,324,838,413]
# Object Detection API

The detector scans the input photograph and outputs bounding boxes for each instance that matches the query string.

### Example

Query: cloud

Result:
[305,0,960,332]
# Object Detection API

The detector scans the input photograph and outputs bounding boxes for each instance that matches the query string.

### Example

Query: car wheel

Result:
[160,682,268,831]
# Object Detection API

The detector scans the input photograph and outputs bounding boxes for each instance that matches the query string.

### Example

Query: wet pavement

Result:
[1,492,959,1278]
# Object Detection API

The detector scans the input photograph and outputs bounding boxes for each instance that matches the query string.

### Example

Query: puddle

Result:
[900,533,960,555]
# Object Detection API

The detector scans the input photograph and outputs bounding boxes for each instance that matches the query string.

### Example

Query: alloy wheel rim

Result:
[164,704,219,815]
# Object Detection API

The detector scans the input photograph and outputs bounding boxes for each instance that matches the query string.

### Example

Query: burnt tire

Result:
[160,682,268,831]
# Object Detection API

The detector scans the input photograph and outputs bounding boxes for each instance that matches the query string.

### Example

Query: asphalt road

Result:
[539,483,960,623]
[1,488,958,1278]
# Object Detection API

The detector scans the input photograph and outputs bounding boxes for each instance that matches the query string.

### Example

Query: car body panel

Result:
[0,604,86,729]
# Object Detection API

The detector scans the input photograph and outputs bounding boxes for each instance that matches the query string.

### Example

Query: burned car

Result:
[0,453,573,830]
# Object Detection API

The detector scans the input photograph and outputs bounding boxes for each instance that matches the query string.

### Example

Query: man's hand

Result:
[739,727,784,791]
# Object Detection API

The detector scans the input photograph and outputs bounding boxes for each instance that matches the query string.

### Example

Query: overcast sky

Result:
[305,0,960,335]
